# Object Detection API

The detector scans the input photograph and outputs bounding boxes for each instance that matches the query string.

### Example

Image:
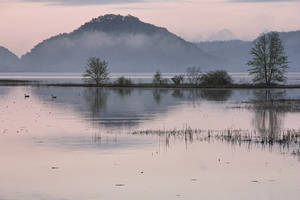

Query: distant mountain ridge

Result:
[0,46,20,72]
[0,14,299,73]
[196,31,300,72]
[75,14,173,36]
[20,14,219,73]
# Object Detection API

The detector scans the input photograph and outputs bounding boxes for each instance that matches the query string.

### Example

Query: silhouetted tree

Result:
[247,32,288,86]
[152,71,168,84]
[83,57,109,86]
[153,71,162,84]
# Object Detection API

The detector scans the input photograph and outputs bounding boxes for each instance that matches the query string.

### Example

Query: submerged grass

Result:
[131,127,300,161]
[131,127,300,147]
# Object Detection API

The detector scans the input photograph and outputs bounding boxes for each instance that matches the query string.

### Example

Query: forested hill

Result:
[20,14,221,73]
[0,46,20,72]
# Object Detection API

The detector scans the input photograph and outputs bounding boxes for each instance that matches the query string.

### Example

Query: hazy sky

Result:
[0,0,299,56]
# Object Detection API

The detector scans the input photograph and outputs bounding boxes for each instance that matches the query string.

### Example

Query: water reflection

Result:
[152,89,170,104]
[83,87,108,116]
[112,87,132,98]
[248,90,300,140]
[28,87,300,133]
[200,89,232,101]
[171,89,184,99]
[170,89,232,102]
[1,86,300,200]
[252,90,286,139]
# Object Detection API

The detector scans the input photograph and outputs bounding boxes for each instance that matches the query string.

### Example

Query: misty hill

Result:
[0,46,20,72]
[196,31,300,72]
[21,14,220,73]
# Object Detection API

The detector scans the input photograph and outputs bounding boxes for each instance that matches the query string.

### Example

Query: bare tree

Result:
[186,66,201,85]
[171,75,184,85]
[247,32,288,86]
[83,57,109,86]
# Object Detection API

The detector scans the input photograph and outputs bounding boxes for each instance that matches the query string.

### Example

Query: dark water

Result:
[0,86,300,200]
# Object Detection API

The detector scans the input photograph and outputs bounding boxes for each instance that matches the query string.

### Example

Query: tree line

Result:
[83,32,289,87]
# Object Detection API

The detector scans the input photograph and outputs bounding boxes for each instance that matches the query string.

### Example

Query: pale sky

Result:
[0,0,299,57]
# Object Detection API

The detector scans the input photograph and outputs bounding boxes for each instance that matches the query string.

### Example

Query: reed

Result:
[131,127,300,146]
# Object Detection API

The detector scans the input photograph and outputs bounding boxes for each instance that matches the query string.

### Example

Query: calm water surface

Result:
[1,72,300,84]
[0,86,300,200]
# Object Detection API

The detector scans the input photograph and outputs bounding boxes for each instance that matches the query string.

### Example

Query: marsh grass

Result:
[131,127,300,147]
[130,127,300,161]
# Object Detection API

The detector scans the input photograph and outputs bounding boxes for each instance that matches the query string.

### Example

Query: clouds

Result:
[206,29,237,41]
[2,0,299,56]
[20,0,151,5]
[231,0,300,2]
[18,0,300,6]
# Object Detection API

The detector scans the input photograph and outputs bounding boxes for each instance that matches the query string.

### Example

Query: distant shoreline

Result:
[1,79,300,89]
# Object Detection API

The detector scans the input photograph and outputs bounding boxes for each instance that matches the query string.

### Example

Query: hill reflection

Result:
[32,87,234,128]
[30,87,300,138]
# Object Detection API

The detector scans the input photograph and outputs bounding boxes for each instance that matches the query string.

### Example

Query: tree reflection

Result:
[83,87,108,117]
[112,88,132,98]
[152,89,170,104]
[251,90,287,139]
[200,89,232,101]
[171,89,232,102]
[171,89,184,99]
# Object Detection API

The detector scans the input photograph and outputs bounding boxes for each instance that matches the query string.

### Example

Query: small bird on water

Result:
[24,94,30,98]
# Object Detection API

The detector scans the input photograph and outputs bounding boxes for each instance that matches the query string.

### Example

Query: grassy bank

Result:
[1,79,300,88]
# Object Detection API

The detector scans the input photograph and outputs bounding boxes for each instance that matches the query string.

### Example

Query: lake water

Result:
[0,86,300,200]
[1,72,300,84]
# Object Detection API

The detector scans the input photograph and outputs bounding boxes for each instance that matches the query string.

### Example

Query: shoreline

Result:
[1,79,300,89]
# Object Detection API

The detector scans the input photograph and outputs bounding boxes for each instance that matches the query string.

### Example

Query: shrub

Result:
[114,76,132,85]
[200,70,233,86]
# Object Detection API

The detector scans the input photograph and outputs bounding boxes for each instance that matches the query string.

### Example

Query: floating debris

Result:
[251,180,260,183]
[51,166,59,170]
